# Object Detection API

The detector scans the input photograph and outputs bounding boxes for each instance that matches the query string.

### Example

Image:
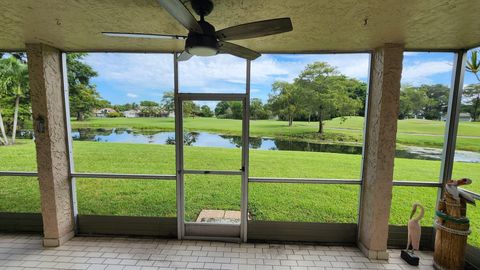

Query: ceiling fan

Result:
[102,0,293,61]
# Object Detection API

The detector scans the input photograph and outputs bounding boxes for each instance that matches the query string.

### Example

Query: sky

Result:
[81,50,479,105]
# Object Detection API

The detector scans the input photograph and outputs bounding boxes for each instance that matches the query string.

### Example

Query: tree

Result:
[214,101,242,119]
[422,84,449,120]
[140,100,159,107]
[229,102,243,119]
[345,80,367,116]
[398,84,449,120]
[161,91,174,113]
[70,85,103,121]
[215,101,230,117]
[0,56,29,145]
[467,50,480,81]
[399,86,428,119]
[199,105,214,117]
[0,52,26,63]
[183,101,200,117]
[139,100,160,117]
[268,81,302,126]
[463,84,480,121]
[114,102,139,112]
[465,50,480,121]
[0,87,8,145]
[295,62,362,133]
[250,98,271,120]
[67,53,105,121]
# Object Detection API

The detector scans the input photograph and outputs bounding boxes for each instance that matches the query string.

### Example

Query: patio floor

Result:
[0,233,434,270]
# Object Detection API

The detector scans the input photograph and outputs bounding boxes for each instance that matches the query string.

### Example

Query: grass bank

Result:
[1,140,479,246]
[70,117,480,152]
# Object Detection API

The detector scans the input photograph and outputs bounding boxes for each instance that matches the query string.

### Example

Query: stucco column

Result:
[358,44,404,260]
[26,44,74,247]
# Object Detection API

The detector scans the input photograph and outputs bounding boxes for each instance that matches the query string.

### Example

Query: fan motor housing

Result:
[185,20,218,56]
[190,0,214,17]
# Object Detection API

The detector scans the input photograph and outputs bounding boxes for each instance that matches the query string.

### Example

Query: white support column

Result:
[26,44,75,247]
[358,44,404,260]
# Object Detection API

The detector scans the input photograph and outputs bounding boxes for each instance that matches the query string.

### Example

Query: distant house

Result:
[94,108,117,117]
[160,110,173,118]
[440,112,472,122]
[459,113,473,122]
[123,109,140,118]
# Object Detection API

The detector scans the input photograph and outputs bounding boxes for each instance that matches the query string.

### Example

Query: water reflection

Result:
[16,128,480,163]
[68,129,368,154]
[164,132,200,146]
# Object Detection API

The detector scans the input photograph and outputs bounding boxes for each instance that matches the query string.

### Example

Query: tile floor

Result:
[0,234,435,270]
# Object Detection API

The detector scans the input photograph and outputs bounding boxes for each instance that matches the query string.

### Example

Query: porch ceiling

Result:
[0,0,479,53]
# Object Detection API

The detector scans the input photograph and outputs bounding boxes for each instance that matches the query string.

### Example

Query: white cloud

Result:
[402,61,452,85]
[84,53,174,90]
[85,52,369,86]
[85,52,458,103]
[83,52,370,102]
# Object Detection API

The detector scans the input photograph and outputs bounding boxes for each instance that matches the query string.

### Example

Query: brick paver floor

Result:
[0,233,435,270]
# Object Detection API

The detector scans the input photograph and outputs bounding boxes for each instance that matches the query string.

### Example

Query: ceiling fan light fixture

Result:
[185,23,218,57]
[187,45,217,56]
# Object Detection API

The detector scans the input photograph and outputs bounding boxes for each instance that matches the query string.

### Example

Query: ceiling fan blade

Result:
[157,0,203,33]
[177,51,193,61]
[218,41,261,60]
[102,32,186,39]
[216,18,292,41]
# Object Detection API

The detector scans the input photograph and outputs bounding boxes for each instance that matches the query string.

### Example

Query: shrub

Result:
[107,112,123,118]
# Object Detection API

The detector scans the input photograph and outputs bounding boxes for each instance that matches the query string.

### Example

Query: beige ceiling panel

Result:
[0,0,478,52]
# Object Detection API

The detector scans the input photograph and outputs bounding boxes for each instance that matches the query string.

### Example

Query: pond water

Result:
[18,129,480,163]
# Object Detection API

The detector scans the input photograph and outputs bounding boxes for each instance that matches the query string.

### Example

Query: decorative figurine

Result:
[434,178,476,270]
[401,203,424,266]
[445,178,475,205]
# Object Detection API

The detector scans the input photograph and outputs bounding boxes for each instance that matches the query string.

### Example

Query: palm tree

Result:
[466,50,480,82]
[0,69,9,145]
[465,50,480,122]
[0,109,7,145]
[0,56,29,144]
[463,84,480,121]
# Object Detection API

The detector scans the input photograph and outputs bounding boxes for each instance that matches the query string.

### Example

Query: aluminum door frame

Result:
[174,55,251,242]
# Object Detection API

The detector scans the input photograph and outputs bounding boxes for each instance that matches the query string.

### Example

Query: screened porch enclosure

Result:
[0,0,480,266]
[1,49,477,248]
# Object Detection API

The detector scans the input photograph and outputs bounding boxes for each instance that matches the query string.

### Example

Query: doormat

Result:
[196,210,251,224]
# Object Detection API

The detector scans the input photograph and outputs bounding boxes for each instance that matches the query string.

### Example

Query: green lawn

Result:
[327,117,480,137]
[71,116,480,136]
[1,140,479,246]
[70,117,480,151]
